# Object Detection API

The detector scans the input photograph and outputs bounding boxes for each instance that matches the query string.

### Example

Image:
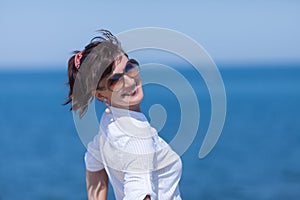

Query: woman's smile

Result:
[120,84,143,102]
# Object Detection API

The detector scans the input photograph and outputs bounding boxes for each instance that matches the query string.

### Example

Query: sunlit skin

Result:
[95,54,144,112]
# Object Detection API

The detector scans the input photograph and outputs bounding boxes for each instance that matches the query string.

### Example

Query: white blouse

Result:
[85,107,182,200]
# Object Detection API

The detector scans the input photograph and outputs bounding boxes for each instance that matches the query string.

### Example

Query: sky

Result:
[0,0,299,69]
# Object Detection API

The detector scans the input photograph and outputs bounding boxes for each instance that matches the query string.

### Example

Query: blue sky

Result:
[0,0,299,69]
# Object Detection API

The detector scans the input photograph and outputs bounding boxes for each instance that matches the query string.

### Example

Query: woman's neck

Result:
[129,104,141,112]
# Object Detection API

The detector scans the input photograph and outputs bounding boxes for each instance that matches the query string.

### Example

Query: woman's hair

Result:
[64,29,124,117]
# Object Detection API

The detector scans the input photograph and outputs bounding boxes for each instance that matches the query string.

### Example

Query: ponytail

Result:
[64,30,124,117]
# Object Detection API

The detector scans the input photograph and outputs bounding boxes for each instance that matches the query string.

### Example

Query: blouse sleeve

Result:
[84,134,104,172]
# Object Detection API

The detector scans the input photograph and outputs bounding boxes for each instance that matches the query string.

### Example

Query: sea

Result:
[0,64,300,200]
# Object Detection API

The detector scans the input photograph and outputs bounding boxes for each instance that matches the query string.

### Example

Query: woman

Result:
[65,30,182,200]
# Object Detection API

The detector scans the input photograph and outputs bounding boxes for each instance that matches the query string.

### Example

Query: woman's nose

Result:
[123,75,136,87]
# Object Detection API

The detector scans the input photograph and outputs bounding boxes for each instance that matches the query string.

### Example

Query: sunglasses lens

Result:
[125,62,139,77]
[107,74,124,91]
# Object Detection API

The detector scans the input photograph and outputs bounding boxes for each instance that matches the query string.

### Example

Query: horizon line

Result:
[0,60,299,71]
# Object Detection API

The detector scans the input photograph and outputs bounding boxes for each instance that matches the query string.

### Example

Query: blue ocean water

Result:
[0,65,300,199]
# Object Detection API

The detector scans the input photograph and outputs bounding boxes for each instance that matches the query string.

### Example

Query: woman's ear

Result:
[93,90,105,101]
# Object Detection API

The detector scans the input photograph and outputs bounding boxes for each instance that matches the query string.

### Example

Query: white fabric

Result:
[85,107,182,200]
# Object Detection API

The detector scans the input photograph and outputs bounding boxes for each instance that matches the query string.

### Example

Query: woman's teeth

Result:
[122,88,136,97]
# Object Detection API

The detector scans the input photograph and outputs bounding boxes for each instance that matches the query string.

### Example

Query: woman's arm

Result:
[86,169,108,200]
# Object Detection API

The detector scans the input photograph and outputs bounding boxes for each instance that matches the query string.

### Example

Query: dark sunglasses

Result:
[97,59,140,92]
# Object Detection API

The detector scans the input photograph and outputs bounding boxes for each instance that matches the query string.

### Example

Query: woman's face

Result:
[97,54,144,110]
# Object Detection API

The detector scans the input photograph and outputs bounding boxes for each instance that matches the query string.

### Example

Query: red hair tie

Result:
[74,52,83,69]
